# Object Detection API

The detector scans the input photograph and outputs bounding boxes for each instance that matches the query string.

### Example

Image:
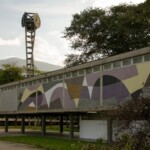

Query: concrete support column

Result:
[60,116,63,133]
[21,115,25,134]
[69,114,74,139]
[41,115,46,136]
[14,116,18,126]
[5,115,8,133]
[107,118,113,143]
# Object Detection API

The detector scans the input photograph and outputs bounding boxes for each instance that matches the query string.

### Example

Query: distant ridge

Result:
[0,57,62,72]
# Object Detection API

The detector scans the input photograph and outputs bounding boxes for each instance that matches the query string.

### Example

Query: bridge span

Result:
[0,47,150,141]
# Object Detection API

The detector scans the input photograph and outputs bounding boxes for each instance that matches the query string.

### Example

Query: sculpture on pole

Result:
[22,12,41,77]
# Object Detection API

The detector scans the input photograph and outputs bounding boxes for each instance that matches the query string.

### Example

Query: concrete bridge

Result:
[0,47,150,141]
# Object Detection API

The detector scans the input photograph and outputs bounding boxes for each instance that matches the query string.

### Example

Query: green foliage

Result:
[113,134,135,150]
[113,131,150,150]
[64,1,150,67]
[71,138,109,150]
[22,65,45,76]
[0,64,24,85]
[71,141,85,150]
[113,97,150,150]
[0,63,44,85]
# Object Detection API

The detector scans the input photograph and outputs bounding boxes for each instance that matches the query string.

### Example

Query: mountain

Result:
[0,57,62,72]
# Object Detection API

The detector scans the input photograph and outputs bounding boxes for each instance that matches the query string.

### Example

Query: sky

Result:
[0,0,145,66]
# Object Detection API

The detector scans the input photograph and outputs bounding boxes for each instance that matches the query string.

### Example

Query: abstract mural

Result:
[18,61,150,111]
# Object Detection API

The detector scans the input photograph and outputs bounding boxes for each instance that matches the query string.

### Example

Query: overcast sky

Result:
[0,0,145,66]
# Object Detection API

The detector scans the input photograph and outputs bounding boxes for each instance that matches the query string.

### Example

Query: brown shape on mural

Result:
[66,84,82,99]
[25,107,35,111]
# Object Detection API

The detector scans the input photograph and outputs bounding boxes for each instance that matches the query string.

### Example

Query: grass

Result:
[0,126,109,149]
[0,135,90,150]
[29,125,79,132]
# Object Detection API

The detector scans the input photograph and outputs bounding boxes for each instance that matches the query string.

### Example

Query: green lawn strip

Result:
[0,136,89,150]
[27,125,79,132]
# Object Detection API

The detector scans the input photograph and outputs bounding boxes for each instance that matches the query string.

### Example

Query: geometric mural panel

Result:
[17,61,150,112]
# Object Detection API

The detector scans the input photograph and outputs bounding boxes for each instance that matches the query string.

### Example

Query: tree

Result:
[64,1,150,67]
[0,64,24,85]
[22,65,45,76]
[0,64,45,85]
[113,96,150,149]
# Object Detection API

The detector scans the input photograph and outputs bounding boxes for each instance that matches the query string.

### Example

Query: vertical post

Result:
[77,115,80,130]
[5,115,8,133]
[41,115,46,136]
[100,67,103,107]
[107,118,113,143]
[21,115,25,134]
[60,116,63,133]
[28,117,31,126]
[34,116,37,127]
[69,114,74,139]
[36,90,38,112]
[15,116,18,126]
[62,74,65,108]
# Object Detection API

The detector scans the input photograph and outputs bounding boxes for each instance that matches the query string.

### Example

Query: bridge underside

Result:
[0,108,116,142]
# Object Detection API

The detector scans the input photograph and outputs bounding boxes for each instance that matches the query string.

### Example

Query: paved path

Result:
[0,141,44,150]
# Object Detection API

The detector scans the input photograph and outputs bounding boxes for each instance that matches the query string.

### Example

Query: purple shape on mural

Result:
[40,94,47,106]
[104,65,138,81]
[103,82,130,104]
[64,89,76,109]
[86,72,100,86]
[28,85,39,91]
[18,96,36,110]
[91,78,101,101]
[37,94,43,106]
[92,87,100,100]
[49,87,63,108]
[65,76,84,85]
[50,98,62,109]
[80,86,90,100]
[51,88,63,102]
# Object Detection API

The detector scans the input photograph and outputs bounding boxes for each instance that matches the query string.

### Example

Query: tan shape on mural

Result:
[123,62,150,93]
[74,98,79,107]
[37,85,44,93]
[21,88,35,102]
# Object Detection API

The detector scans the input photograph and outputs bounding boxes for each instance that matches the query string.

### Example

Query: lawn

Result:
[0,136,107,150]
[0,125,109,150]
[0,136,89,150]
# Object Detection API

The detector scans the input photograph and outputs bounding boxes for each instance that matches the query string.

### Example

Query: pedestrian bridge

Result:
[0,47,149,141]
